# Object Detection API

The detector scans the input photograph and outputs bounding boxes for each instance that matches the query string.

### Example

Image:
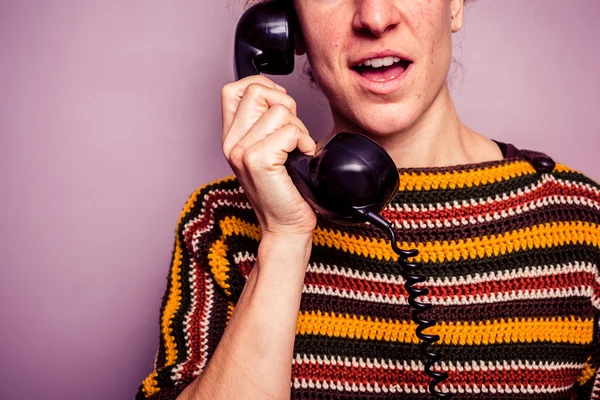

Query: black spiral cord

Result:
[362,211,452,399]
[388,227,452,399]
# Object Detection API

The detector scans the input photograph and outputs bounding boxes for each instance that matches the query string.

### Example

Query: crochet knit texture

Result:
[137,147,600,399]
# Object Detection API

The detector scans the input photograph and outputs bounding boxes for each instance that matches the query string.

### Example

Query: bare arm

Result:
[177,232,311,400]
[177,74,316,400]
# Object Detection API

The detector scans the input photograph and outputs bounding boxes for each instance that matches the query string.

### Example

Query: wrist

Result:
[257,232,313,276]
[260,231,313,251]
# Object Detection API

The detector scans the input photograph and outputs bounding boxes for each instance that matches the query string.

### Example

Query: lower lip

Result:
[350,63,412,95]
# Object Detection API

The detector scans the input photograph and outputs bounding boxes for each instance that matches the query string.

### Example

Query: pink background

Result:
[1,1,598,399]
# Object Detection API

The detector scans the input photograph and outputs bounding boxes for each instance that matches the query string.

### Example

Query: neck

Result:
[319,83,503,169]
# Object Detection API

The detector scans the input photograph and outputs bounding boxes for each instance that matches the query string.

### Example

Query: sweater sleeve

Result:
[135,185,234,400]
[574,257,600,399]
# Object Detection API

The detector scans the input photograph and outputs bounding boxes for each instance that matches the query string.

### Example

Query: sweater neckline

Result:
[395,141,524,175]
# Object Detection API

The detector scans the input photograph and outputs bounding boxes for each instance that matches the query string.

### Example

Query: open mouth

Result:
[351,56,412,82]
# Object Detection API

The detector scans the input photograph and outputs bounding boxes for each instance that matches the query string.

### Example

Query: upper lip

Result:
[350,50,413,67]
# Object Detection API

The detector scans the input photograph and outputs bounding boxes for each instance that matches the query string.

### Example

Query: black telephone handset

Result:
[234,2,451,398]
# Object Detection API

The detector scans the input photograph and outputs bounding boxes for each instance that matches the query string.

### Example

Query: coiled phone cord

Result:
[362,211,451,399]
[387,227,452,399]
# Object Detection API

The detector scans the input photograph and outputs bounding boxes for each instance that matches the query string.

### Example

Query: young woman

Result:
[137,0,600,399]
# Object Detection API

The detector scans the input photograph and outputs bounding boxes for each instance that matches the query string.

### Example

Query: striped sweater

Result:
[137,145,600,399]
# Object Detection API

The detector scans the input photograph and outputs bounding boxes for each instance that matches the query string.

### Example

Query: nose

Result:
[352,0,401,37]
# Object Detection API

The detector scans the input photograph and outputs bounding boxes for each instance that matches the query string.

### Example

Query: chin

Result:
[351,102,419,137]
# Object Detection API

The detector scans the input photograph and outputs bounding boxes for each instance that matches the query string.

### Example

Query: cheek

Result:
[304,24,341,67]
[417,5,453,79]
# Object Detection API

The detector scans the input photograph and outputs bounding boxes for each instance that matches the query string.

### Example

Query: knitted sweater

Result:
[137,145,600,399]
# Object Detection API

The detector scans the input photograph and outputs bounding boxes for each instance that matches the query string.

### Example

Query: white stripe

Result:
[292,354,586,372]
[170,267,215,380]
[234,252,597,289]
[194,271,215,375]
[303,284,594,306]
[291,378,574,395]
[392,194,600,230]
[306,260,596,287]
[185,188,251,254]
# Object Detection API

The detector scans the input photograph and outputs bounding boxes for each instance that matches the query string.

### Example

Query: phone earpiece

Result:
[285,132,399,225]
[234,1,295,80]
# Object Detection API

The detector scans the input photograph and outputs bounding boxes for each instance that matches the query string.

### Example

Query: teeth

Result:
[359,56,402,68]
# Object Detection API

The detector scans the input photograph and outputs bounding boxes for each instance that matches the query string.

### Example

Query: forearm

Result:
[177,233,312,400]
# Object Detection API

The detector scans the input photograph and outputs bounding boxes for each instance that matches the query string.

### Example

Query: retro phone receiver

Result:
[234,0,399,225]
[233,2,451,398]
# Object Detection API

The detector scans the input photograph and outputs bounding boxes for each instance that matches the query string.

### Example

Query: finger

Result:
[241,124,317,171]
[221,76,286,140]
[222,84,297,157]
[232,104,309,158]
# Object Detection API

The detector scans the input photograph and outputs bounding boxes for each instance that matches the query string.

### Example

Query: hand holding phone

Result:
[221,75,318,237]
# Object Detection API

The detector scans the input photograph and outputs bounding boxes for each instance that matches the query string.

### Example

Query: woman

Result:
[137,0,600,399]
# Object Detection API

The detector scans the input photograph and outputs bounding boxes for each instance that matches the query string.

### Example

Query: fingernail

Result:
[274,84,286,92]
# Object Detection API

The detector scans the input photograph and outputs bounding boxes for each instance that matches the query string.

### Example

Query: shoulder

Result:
[515,146,599,224]
[180,175,245,219]
[175,175,255,257]
[516,146,599,190]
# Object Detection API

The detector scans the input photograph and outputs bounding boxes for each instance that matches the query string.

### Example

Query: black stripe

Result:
[317,204,599,244]
[294,334,592,365]
[310,243,599,278]
[393,172,543,205]
[170,218,195,367]
[292,389,434,400]
[300,294,595,323]
[223,231,598,280]
[292,388,574,400]
[553,171,600,190]
[155,235,179,369]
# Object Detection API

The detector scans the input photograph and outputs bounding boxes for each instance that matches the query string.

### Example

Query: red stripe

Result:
[235,258,592,300]
[183,189,248,250]
[302,270,593,300]
[179,259,209,378]
[292,360,581,389]
[382,180,598,225]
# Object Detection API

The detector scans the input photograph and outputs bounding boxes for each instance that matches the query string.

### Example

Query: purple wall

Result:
[0,1,598,399]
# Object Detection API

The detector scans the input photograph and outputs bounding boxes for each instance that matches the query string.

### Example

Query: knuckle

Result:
[245,83,264,96]
[242,148,263,169]
[286,97,297,111]
[287,124,302,137]
[221,83,234,98]
[229,143,245,165]
[270,103,290,115]
[255,75,275,86]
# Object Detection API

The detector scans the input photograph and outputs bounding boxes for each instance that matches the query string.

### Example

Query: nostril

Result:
[352,10,400,38]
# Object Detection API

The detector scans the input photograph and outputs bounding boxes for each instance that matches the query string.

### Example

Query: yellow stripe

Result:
[296,312,594,346]
[141,372,160,397]
[226,302,235,325]
[208,239,232,295]
[399,161,536,191]
[218,217,599,263]
[209,217,261,292]
[160,234,185,368]
[577,357,596,385]
[554,163,576,174]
